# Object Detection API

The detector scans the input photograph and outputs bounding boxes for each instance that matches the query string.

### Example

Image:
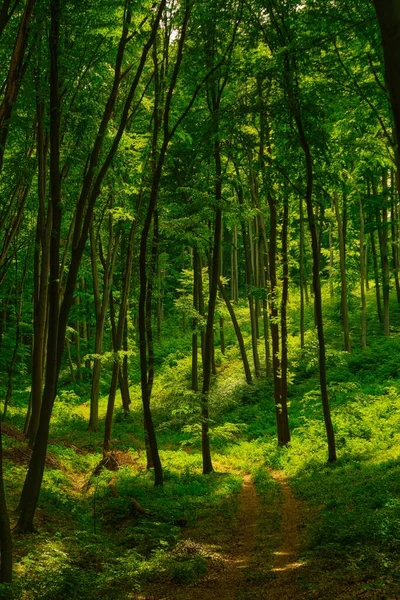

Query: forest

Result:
[0,0,399,598]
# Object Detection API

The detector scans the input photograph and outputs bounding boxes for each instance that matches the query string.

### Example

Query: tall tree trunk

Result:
[192,247,199,392]
[75,290,82,381]
[359,195,367,350]
[218,278,252,384]
[201,130,224,473]
[0,420,12,582]
[280,194,290,443]
[119,312,131,413]
[0,0,35,171]
[267,190,289,445]
[89,210,120,432]
[16,1,166,532]
[258,214,271,376]
[333,190,351,352]
[328,215,334,299]
[138,201,163,484]
[29,99,50,446]
[300,195,306,349]
[15,0,62,532]
[371,228,383,323]
[231,225,239,301]
[295,111,337,462]
[373,0,400,189]
[378,173,390,335]
[218,231,225,355]
[3,255,27,421]
[198,254,205,366]
[103,217,136,451]
[236,183,261,378]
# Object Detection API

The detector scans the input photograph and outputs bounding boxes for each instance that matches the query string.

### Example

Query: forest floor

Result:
[142,471,262,600]
[2,291,400,599]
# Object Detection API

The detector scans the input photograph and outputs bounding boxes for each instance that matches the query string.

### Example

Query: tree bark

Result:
[0,0,35,171]
[359,194,367,350]
[192,247,199,392]
[300,195,306,349]
[373,0,400,188]
[295,114,337,462]
[333,190,351,352]
[28,99,50,446]
[89,208,120,432]
[0,420,12,582]
[15,0,62,532]
[218,278,252,384]
[231,225,239,301]
[280,193,290,443]
[16,1,166,532]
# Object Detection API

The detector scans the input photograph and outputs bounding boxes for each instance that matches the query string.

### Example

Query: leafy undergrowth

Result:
[1,288,400,598]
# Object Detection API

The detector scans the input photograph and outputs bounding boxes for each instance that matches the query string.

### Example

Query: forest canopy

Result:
[0,0,399,598]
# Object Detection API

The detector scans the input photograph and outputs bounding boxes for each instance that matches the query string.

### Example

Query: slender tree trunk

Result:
[66,338,75,383]
[198,254,205,366]
[258,214,271,376]
[156,260,162,342]
[0,420,12,582]
[295,112,337,462]
[119,313,131,413]
[300,195,306,349]
[333,191,351,352]
[104,217,136,451]
[231,225,239,301]
[16,1,166,532]
[89,211,120,432]
[29,101,50,446]
[237,194,261,378]
[359,195,367,350]
[218,278,252,384]
[328,217,334,299]
[219,233,225,355]
[15,0,62,532]
[3,257,27,421]
[192,247,199,392]
[75,291,82,381]
[267,189,289,445]
[382,208,390,336]
[371,228,383,323]
[0,0,35,172]
[378,173,390,335]
[280,194,290,443]
[138,201,163,483]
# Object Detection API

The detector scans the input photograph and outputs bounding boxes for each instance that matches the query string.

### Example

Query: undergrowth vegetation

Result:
[1,286,400,599]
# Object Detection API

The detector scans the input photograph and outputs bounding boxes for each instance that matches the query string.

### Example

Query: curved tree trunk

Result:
[218,278,252,384]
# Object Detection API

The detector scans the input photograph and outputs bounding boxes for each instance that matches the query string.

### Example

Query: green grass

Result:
[1,283,400,598]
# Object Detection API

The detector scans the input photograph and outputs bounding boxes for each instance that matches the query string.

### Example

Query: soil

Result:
[141,469,304,600]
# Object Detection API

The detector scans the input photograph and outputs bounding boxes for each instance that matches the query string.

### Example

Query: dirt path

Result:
[142,469,305,600]
[266,470,304,600]
[175,473,259,600]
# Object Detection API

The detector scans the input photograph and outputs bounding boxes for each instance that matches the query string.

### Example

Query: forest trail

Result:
[142,469,305,600]
[266,470,304,600]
